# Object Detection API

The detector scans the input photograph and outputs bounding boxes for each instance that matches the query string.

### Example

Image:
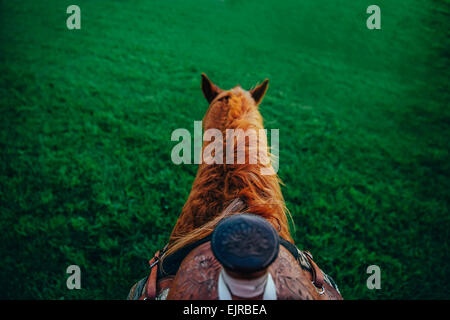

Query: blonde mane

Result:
[163,82,293,260]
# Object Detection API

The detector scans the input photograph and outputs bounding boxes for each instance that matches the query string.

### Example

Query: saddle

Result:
[127,234,342,300]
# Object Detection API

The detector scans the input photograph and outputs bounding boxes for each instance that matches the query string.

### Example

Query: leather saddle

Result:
[128,234,342,300]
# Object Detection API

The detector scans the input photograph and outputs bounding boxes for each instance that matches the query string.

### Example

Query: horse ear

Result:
[201,73,222,104]
[250,79,269,105]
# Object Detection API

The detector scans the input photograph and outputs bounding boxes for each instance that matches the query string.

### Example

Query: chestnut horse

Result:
[128,74,342,300]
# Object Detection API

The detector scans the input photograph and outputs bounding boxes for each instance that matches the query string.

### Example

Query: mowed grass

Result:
[0,0,449,299]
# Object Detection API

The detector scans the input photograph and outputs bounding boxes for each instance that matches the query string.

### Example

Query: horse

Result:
[128,74,342,300]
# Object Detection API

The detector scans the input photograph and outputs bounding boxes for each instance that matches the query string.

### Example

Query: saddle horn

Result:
[211,214,280,299]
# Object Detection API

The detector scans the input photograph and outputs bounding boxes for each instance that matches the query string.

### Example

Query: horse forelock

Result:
[202,87,258,132]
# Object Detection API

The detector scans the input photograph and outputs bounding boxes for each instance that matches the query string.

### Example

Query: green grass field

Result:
[0,0,449,299]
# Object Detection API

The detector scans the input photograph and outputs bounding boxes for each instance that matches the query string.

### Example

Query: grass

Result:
[0,0,449,299]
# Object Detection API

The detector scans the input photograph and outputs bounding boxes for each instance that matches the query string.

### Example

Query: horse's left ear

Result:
[250,79,269,105]
[201,73,222,104]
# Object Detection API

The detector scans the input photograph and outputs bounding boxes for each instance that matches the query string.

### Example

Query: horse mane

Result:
[163,88,293,260]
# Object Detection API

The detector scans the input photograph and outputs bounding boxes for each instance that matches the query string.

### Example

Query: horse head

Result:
[200,73,269,133]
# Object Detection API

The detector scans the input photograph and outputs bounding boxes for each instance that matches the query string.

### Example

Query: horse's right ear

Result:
[201,73,222,104]
[250,79,269,105]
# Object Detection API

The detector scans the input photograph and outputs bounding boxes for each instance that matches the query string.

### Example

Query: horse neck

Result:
[169,104,293,248]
